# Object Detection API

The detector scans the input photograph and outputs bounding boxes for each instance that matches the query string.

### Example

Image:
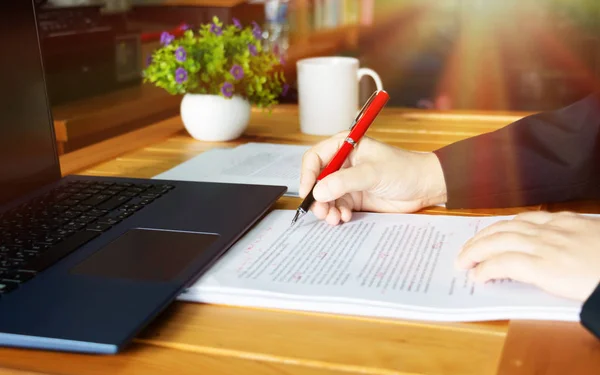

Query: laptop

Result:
[0,0,286,354]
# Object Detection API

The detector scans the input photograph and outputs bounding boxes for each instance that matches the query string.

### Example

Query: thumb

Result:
[313,163,379,202]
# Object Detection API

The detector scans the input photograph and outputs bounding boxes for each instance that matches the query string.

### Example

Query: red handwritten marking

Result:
[244,227,272,253]
[378,253,388,259]
[376,272,384,278]
[236,258,252,273]
[319,252,328,259]
[432,242,442,250]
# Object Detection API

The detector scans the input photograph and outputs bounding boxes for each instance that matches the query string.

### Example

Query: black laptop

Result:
[0,0,286,354]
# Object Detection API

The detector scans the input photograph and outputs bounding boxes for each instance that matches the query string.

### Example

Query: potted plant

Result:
[143,17,289,141]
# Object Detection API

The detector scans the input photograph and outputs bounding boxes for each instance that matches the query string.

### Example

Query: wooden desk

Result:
[2,106,600,375]
[52,85,181,154]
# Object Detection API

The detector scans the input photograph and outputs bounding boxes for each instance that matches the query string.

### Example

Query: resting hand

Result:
[456,211,600,301]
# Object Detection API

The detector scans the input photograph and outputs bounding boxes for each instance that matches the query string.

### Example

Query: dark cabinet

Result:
[129,1,265,30]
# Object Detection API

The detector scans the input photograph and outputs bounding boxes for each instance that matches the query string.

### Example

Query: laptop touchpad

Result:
[71,228,219,282]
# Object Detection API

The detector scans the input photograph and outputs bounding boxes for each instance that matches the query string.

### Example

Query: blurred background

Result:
[33,0,600,152]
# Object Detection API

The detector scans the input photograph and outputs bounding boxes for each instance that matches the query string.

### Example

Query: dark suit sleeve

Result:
[581,283,600,340]
[433,93,600,340]
[433,92,600,209]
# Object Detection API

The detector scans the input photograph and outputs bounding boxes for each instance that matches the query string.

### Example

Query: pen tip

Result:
[291,211,300,226]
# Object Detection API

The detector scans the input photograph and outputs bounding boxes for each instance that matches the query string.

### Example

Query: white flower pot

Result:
[180,94,251,142]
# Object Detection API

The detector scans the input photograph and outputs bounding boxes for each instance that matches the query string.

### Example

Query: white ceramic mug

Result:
[297,57,383,135]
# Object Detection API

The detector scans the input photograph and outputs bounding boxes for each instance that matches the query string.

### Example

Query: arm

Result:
[433,93,600,209]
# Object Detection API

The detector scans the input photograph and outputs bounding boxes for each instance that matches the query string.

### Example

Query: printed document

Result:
[179,210,583,322]
[153,143,310,196]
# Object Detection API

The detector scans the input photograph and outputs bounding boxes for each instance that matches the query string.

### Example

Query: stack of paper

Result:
[153,143,310,197]
[179,210,583,322]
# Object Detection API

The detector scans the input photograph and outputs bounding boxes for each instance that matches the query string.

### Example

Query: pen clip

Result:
[350,90,379,131]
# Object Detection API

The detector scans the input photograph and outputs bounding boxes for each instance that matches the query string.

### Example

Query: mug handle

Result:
[357,68,383,91]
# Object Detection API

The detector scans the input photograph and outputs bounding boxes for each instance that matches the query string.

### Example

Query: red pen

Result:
[291,90,390,225]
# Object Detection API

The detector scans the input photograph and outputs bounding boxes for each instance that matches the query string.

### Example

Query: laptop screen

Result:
[0,0,61,207]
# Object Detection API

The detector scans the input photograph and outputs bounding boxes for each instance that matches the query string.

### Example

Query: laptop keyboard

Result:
[0,180,174,296]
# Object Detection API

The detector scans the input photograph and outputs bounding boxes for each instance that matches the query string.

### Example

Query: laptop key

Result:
[86,223,112,232]
[121,204,142,212]
[86,209,107,217]
[8,251,37,262]
[95,217,121,226]
[140,193,160,199]
[22,231,99,273]
[81,194,111,207]
[0,281,18,295]
[80,188,101,195]
[71,194,92,201]
[24,243,48,253]
[96,195,130,211]
[56,229,74,238]
[106,186,126,193]
[126,187,145,194]
[2,271,34,283]
[63,222,86,231]
[0,259,23,270]
[63,211,81,219]
[119,191,138,198]
[61,199,80,206]
[38,236,61,245]
[74,215,96,224]
[54,193,71,201]
[71,205,92,212]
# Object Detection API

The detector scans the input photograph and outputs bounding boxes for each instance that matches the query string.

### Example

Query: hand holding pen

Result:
[291,90,390,225]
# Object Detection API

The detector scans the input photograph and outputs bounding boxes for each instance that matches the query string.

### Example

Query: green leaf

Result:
[142,18,284,105]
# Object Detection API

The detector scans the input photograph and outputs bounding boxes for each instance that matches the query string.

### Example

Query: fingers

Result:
[470,252,541,285]
[456,231,543,269]
[313,194,356,226]
[299,151,321,198]
[511,210,583,233]
[323,194,354,225]
[336,194,354,223]
[457,212,568,269]
[513,211,556,224]
[325,204,341,226]
[313,163,379,202]
[299,133,347,198]
[460,220,541,254]
[312,201,331,220]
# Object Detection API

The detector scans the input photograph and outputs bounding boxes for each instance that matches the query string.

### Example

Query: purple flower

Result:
[175,67,188,84]
[252,21,262,39]
[279,54,286,66]
[160,31,175,46]
[146,54,153,67]
[248,43,258,56]
[282,83,290,97]
[221,82,234,98]
[233,18,242,29]
[230,64,244,80]
[181,23,190,31]
[210,23,223,36]
[175,47,187,62]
